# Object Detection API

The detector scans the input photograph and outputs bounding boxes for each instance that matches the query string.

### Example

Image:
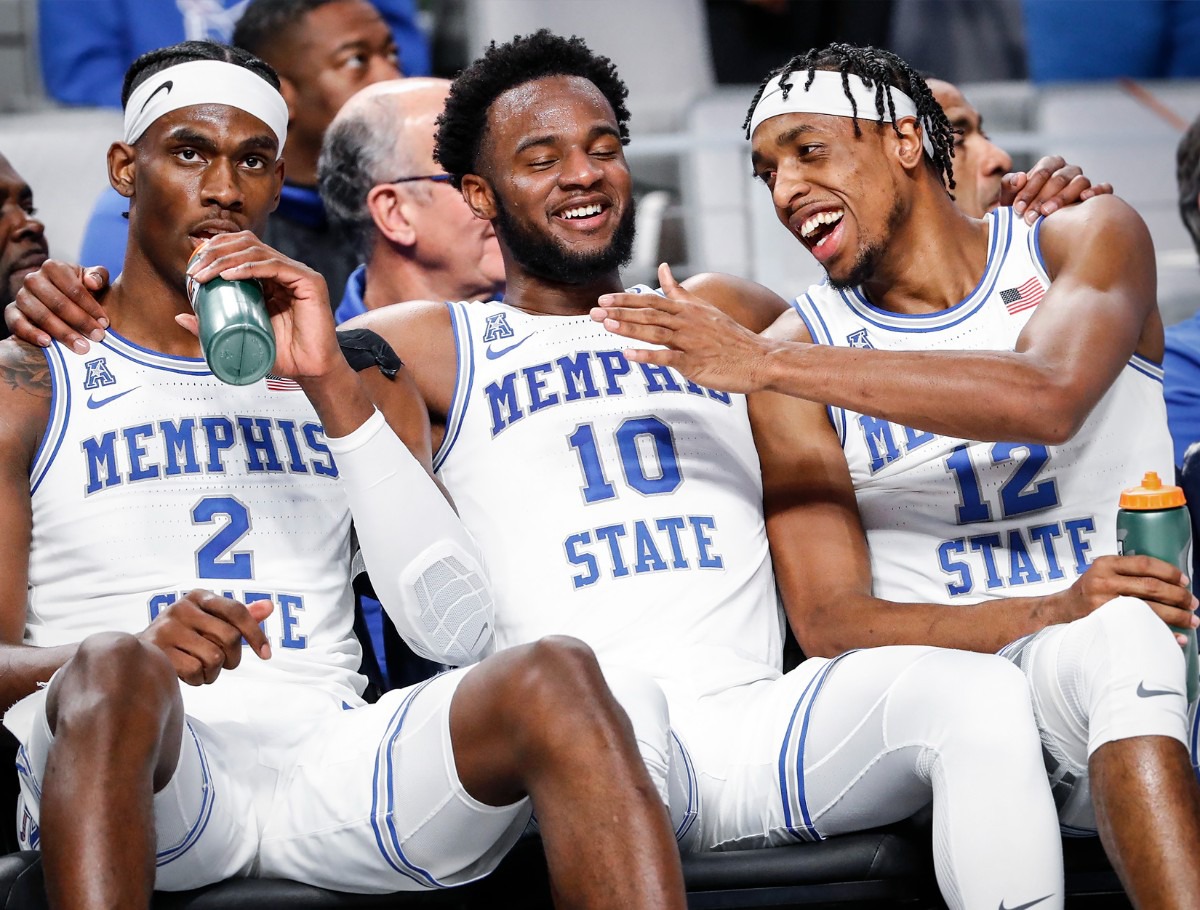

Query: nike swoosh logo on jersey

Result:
[485,334,534,360]
[999,894,1053,910]
[1136,681,1183,698]
[86,388,137,409]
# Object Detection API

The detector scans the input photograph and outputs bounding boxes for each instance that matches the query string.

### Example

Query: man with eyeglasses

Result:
[319,77,505,327]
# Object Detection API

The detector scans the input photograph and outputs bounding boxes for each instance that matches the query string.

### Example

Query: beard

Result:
[494,194,637,285]
[826,193,905,290]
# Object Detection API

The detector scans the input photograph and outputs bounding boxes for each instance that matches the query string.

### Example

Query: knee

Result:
[1086,596,1178,657]
[49,632,178,734]
[916,652,1037,743]
[491,636,626,745]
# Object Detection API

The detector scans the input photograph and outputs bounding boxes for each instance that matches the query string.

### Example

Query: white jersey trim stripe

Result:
[371,678,446,889]
[841,208,1012,333]
[672,729,699,843]
[156,723,216,866]
[30,344,70,496]
[102,329,212,376]
[1128,354,1165,383]
[790,294,847,445]
[1027,216,1050,285]
[433,302,475,473]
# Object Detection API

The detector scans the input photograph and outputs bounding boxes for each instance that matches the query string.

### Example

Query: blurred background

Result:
[2,0,1199,322]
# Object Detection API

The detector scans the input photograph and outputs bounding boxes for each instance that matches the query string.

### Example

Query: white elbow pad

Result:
[328,409,494,664]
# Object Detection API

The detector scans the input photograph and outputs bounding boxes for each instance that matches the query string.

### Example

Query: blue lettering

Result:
[633,520,668,573]
[705,388,732,404]
[159,418,200,476]
[968,533,1005,589]
[123,424,159,482]
[148,592,177,620]
[485,372,524,435]
[902,425,936,451]
[565,531,600,589]
[638,363,682,393]
[302,423,338,477]
[238,417,284,472]
[82,431,120,495]
[596,351,630,396]
[937,539,973,596]
[556,353,600,402]
[201,416,236,473]
[858,414,901,473]
[1028,523,1066,580]
[523,363,560,413]
[1064,517,1096,575]
[655,517,689,568]
[278,594,307,649]
[277,419,309,473]
[594,523,631,577]
[689,516,724,569]
[1006,529,1043,586]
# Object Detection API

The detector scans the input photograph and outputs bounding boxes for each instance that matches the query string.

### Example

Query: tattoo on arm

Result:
[0,344,50,398]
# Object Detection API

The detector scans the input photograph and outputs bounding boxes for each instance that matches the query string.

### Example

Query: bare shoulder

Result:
[1036,194,1152,279]
[683,272,789,332]
[342,300,456,421]
[0,338,51,399]
[0,338,51,470]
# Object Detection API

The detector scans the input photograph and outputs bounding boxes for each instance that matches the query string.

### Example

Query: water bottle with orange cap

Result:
[1117,471,1198,702]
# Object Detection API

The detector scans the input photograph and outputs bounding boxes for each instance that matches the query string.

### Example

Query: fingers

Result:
[12,262,110,351]
[998,171,1027,208]
[1013,160,1079,222]
[146,590,273,685]
[1080,182,1113,201]
[174,313,200,338]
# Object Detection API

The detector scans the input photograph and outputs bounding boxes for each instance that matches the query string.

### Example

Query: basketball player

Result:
[0,40,687,909]
[592,44,1200,908]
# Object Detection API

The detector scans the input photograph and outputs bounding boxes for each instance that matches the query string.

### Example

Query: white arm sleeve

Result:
[326,408,493,665]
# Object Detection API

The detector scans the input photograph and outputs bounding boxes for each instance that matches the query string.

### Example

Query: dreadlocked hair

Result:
[434,29,631,189]
[742,43,956,192]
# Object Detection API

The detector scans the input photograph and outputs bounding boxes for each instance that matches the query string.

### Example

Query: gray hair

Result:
[318,91,422,258]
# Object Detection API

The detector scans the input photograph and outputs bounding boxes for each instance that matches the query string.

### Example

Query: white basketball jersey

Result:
[792,208,1174,604]
[27,331,363,701]
[435,295,782,696]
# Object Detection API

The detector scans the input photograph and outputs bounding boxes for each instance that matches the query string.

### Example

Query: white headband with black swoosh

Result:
[123,60,289,158]
[749,70,933,156]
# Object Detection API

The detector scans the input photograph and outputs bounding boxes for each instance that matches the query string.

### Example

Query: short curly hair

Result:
[434,29,630,188]
[1178,115,1200,258]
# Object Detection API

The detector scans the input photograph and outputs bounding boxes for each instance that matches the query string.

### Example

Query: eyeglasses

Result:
[388,174,453,186]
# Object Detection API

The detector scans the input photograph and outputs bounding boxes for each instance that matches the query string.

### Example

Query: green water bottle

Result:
[1117,471,1199,702]
[186,244,275,386]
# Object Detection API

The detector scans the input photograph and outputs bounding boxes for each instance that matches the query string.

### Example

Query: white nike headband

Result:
[123,59,289,157]
[748,69,934,156]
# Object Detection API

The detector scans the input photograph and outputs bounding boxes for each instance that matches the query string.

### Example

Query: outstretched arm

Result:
[752,320,1196,656]
[596,195,1158,445]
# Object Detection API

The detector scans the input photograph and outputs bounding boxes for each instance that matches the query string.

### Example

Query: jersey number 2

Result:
[193,496,254,579]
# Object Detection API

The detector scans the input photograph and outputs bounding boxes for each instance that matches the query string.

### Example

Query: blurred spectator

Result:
[1023,0,1200,82]
[891,0,1026,83]
[0,152,49,334]
[78,0,403,303]
[705,0,892,84]
[39,0,429,109]
[1162,115,1200,464]
[928,79,1014,217]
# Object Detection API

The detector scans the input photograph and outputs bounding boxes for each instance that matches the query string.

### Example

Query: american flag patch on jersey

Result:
[1000,277,1045,315]
[265,374,301,391]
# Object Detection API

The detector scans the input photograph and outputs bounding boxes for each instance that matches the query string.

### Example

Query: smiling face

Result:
[464,74,635,286]
[0,154,48,307]
[751,111,913,287]
[120,103,283,290]
[928,79,1012,218]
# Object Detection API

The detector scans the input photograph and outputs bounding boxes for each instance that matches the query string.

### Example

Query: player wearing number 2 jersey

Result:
[593,44,1200,907]
[0,40,689,910]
